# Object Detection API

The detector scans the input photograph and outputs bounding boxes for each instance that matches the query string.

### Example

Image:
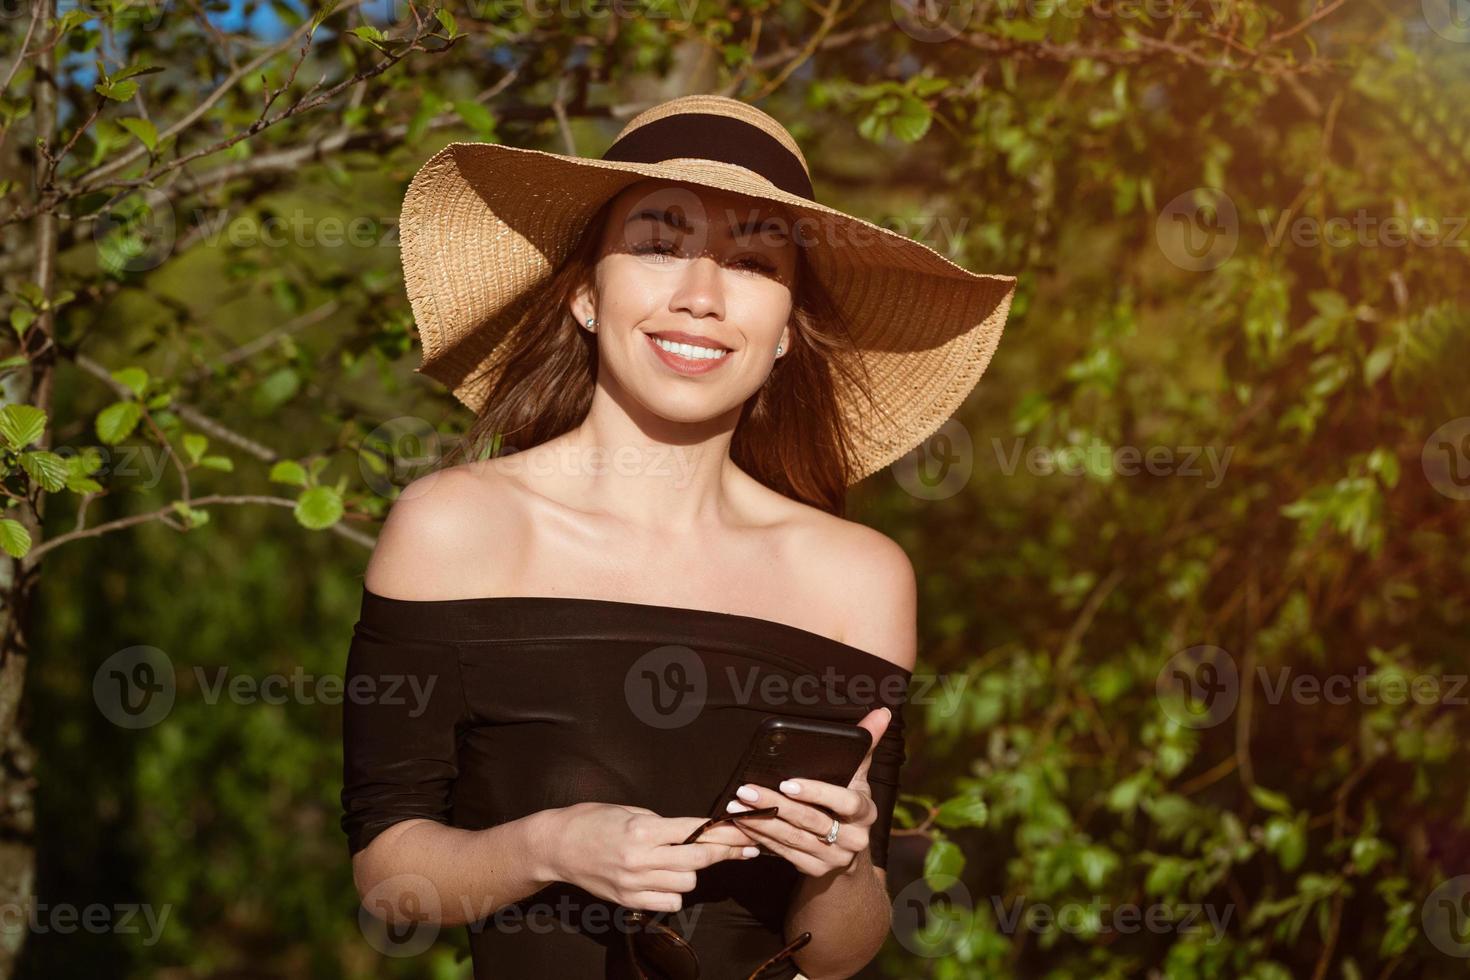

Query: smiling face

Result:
[570,179,800,424]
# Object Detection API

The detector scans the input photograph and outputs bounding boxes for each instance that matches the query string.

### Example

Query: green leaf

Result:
[0,404,47,450]
[20,451,68,492]
[182,433,208,463]
[1363,345,1394,385]
[857,113,887,143]
[1078,846,1120,890]
[112,366,149,398]
[198,455,234,472]
[113,64,165,81]
[934,794,988,828]
[1250,785,1292,815]
[0,518,31,558]
[95,78,139,101]
[11,306,36,336]
[95,401,143,444]
[309,0,342,32]
[294,485,344,530]
[252,367,300,414]
[350,25,386,47]
[922,836,964,891]
[454,100,496,139]
[269,460,309,487]
[14,281,45,307]
[118,117,158,152]
[890,96,933,143]
[171,500,211,529]
[436,6,458,37]
[1264,815,1307,871]
[1143,855,1193,896]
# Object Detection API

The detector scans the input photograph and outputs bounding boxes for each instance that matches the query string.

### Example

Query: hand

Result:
[722,706,892,878]
[541,802,762,912]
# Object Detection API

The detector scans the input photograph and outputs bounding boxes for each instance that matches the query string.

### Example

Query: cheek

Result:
[728,281,793,334]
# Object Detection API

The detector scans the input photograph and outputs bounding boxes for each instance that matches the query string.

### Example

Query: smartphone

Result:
[708,715,873,821]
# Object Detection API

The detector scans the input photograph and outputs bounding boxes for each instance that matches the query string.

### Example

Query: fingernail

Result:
[882,706,892,718]
[735,785,759,802]
[726,799,749,813]
[742,846,760,857]
[779,779,801,794]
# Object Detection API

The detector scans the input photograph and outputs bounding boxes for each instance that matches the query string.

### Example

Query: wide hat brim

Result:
[398,140,1017,485]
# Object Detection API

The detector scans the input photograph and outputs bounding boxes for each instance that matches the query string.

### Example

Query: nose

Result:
[669,253,725,320]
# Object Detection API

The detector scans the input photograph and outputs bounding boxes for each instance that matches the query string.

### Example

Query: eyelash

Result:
[632,240,777,274]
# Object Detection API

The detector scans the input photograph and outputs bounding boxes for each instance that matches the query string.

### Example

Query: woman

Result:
[341,94,1016,979]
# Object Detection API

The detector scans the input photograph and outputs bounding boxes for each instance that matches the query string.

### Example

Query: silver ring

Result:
[823,818,839,844]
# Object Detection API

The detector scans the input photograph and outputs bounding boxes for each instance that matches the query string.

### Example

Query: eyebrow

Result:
[625,207,790,243]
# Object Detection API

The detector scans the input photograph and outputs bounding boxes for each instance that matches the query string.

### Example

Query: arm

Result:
[784,529,920,978]
[346,464,556,926]
[352,813,562,927]
[784,854,893,979]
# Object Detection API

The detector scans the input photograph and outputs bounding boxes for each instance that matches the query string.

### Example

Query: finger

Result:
[724,812,845,877]
[848,706,892,786]
[677,822,761,848]
[726,782,872,838]
[771,776,870,822]
[625,889,686,913]
[666,807,775,846]
[657,840,763,870]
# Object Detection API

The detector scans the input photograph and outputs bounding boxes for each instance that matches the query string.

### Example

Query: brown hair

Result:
[436,189,882,516]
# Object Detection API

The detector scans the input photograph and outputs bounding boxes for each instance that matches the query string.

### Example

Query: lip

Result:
[644,331,733,376]
[648,330,731,351]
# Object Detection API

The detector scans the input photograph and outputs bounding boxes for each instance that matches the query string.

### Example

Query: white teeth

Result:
[652,336,729,360]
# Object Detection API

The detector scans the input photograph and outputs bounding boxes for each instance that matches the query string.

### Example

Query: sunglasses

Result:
[618,806,814,980]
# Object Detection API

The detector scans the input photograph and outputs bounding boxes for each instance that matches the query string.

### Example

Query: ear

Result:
[569,286,595,329]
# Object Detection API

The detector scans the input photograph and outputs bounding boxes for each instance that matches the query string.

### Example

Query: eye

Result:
[632,240,677,260]
[732,255,778,275]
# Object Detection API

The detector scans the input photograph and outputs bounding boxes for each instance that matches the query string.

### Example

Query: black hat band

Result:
[601,112,815,202]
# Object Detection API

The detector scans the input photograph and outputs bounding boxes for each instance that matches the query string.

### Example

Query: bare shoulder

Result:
[362,460,524,599]
[791,509,918,672]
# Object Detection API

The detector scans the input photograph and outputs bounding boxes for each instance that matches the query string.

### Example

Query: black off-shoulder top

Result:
[340,585,912,980]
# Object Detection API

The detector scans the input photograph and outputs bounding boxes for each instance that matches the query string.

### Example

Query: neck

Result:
[553,384,748,530]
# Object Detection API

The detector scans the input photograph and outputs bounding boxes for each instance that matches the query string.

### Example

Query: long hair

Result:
[436,191,882,516]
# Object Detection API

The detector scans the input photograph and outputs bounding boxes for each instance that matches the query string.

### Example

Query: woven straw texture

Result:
[398,94,1017,485]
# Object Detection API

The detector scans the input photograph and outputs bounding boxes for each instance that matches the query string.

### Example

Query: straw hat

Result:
[398,93,1017,484]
